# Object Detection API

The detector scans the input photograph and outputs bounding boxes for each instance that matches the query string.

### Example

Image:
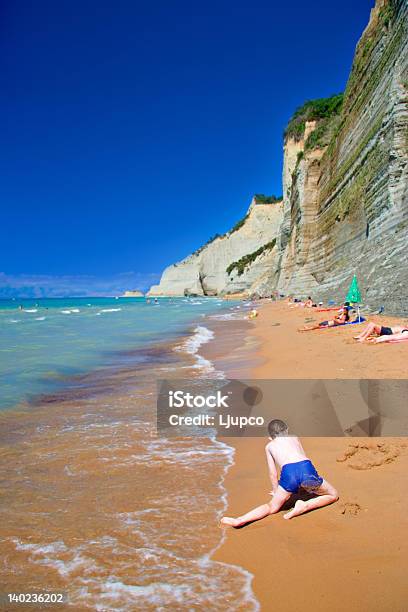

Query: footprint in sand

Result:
[337,442,400,470]
[339,502,361,517]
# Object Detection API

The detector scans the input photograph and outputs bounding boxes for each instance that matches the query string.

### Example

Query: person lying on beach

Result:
[220,420,338,527]
[304,297,314,308]
[298,306,350,331]
[354,322,408,343]
[289,298,306,308]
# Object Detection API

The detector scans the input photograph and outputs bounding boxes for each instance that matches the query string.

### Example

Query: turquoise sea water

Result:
[0,296,235,410]
[0,295,260,610]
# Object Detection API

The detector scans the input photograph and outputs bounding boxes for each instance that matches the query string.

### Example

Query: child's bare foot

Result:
[283,500,307,520]
[220,516,239,527]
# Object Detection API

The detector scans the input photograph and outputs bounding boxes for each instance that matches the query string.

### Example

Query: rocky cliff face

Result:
[274,0,407,314]
[148,199,283,296]
[149,0,407,312]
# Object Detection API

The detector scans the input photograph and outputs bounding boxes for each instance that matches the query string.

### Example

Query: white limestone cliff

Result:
[149,0,408,313]
[148,198,283,296]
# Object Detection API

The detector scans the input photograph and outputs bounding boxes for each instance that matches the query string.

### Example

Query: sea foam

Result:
[175,325,218,375]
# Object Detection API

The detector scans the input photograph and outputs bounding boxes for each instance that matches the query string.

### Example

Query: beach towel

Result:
[316,307,341,312]
[317,317,366,330]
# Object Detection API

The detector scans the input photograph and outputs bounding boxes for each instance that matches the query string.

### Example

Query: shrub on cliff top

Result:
[284,94,344,142]
[192,233,222,256]
[229,213,249,234]
[254,194,283,204]
[304,117,342,151]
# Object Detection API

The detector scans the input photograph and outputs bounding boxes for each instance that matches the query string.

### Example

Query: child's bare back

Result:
[266,434,308,470]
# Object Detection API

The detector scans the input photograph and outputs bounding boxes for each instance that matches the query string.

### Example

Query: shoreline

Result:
[2,297,407,609]
[0,298,263,610]
[208,301,408,611]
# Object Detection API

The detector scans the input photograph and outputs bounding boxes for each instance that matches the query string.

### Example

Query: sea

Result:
[0,296,259,611]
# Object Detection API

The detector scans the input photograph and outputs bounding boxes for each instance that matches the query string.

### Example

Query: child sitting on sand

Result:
[220,420,338,527]
[354,321,408,343]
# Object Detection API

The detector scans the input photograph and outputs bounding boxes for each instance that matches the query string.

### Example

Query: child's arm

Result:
[265,444,279,494]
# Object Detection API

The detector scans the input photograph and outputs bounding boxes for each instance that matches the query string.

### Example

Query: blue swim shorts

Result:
[279,459,323,494]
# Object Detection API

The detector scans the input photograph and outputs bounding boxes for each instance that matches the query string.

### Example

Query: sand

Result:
[211,302,408,611]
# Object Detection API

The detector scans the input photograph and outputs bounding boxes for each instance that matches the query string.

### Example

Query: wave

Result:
[97,308,122,314]
[10,531,258,611]
[175,325,218,374]
[180,325,214,354]
[8,435,258,611]
[11,538,96,578]
[209,312,243,321]
[2,298,258,610]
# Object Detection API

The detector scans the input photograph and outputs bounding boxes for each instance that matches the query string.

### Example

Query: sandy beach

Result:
[210,302,408,611]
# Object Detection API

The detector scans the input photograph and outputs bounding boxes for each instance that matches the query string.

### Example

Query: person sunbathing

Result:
[298,306,350,331]
[288,297,303,307]
[369,331,408,343]
[354,322,408,343]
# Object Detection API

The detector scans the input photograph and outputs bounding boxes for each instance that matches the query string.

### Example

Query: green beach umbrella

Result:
[345,274,361,304]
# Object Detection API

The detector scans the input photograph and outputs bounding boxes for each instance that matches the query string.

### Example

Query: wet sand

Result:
[209,302,408,611]
[0,332,257,611]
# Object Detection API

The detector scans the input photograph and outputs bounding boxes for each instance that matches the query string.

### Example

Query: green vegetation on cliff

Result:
[192,233,222,256]
[304,119,336,151]
[254,194,283,204]
[229,213,249,234]
[229,195,282,235]
[226,239,276,277]
[192,194,282,255]
[284,94,344,142]
[343,1,403,121]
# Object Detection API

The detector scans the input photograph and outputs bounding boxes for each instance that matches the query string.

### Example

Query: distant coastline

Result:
[121,290,144,297]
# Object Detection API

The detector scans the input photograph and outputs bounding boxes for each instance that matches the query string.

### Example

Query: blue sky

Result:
[1,0,374,295]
